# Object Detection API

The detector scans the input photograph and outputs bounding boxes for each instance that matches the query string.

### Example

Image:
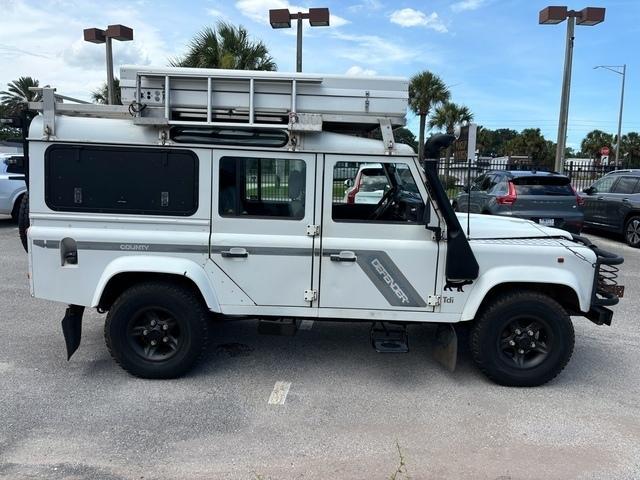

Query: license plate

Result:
[538,218,555,226]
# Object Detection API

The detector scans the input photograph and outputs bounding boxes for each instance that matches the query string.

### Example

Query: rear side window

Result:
[45,145,198,215]
[512,176,574,196]
[611,176,639,194]
[219,156,306,219]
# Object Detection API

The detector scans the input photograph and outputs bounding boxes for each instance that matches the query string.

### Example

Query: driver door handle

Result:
[330,251,357,262]
[221,247,249,258]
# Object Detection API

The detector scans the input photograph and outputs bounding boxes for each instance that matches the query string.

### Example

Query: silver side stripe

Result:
[33,240,426,308]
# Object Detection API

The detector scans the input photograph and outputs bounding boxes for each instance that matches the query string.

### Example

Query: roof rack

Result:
[27,66,408,149]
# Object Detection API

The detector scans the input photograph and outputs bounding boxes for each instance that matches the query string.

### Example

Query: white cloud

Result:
[347,0,383,14]
[389,8,448,33]
[235,0,349,28]
[345,65,377,76]
[331,31,421,64]
[451,0,485,12]
[206,8,225,18]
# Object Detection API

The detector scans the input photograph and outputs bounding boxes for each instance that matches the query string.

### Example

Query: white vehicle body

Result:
[27,114,604,322]
[23,66,623,384]
[0,153,26,218]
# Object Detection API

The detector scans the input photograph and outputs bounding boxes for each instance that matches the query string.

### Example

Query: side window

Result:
[491,178,508,195]
[591,175,618,194]
[472,174,486,191]
[332,162,424,223]
[611,176,639,194]
[219,156,306,219]
[45,145,198,215]
[480,174,496,192]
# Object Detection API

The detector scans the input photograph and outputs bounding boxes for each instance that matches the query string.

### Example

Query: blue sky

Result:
[0,0,637,149]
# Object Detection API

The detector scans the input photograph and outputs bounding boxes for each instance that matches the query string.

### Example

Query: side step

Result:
[258,318,299,336]
[370,322,408,353]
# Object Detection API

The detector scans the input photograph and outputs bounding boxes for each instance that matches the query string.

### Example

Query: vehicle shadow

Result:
[192,317,481,385]
[0,216,17,229]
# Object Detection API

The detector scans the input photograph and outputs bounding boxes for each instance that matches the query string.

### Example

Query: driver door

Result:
[319,155,438,312]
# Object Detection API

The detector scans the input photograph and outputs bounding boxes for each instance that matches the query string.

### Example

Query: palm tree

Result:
[91,78,122,105]
[580,129,614,162]
[0,76,40,114]
[171,22,276,71]
[408,71,449,160]
[429,102,473,177]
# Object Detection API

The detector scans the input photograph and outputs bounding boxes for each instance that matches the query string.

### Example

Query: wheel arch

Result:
[622,210,640,234]
[461,273,586,321]
[92,256,220,312]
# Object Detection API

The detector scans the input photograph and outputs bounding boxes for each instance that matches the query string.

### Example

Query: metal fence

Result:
[437,158,623,199]
[240,157,621,204]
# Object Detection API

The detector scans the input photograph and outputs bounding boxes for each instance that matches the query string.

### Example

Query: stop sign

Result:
[600,146,610,156]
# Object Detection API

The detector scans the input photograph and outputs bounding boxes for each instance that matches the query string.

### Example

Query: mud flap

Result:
[61,305,84,360]
[432,324,457,372]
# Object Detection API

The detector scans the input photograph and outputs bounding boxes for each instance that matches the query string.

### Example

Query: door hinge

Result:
[306,224,320,236]
[304,289,318,302]
[427,295,441,307]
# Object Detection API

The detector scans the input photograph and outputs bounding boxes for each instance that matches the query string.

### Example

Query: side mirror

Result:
[344,178,354,188]
[463,185,470,193]
[583,186,594,195]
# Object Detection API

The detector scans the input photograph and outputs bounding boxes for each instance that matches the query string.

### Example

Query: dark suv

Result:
[453,170,584,233]
[581,169,640,247]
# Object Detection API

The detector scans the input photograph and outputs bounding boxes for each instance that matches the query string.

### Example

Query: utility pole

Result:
[594,64,627,164]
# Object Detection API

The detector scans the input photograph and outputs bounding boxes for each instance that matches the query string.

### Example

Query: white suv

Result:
[0,153,26,221]
[22,70,625,387]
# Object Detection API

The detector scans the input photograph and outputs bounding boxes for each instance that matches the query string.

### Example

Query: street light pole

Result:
[296,14,303,72]
[594,64,626,164]
[105,36,114,105]
[555,15,575,173]
[83,24,134,105]
[539,6,605,172]
[269,8,330,73]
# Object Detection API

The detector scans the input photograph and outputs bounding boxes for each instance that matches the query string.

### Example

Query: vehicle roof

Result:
[488,170,568,178]
[28,115,416,156]
[604,169,640,176]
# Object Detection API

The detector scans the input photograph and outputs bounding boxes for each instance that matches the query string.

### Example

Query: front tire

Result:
[105,282,209,379]
[470,291,574,387]
[624,216,640,248]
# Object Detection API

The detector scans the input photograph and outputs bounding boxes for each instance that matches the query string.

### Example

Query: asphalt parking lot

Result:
[0,217,639,480]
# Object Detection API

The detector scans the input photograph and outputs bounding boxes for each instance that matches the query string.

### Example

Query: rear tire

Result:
[10,194,23,223]
[624,215,640,248]
[105,282,209,379]
[17,192,29,252]
[470,291,574,387]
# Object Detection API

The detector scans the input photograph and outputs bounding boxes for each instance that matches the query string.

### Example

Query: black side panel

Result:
[423,134,479,281]
[45,144,199,216]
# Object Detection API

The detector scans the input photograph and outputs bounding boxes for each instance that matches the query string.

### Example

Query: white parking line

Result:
[268,381,291,405]
[299,320,314,330]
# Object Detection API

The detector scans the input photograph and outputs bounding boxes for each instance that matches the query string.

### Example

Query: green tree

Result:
[477,127,519,157]
[0,104,20,141]
[505,128,554,167]
[580,129,614,160]
[91,78,122,105]
[0,76,40,114]
[621,132,640,167]
[408,71,449,160]
[171,22,276,70]
[429,102,473,176]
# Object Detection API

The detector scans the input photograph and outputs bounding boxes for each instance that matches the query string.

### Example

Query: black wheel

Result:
[624,216,640,248]
[470,291,574,387]
[105,282,209,379]
[17,192,29,252]
[11,193,23,223]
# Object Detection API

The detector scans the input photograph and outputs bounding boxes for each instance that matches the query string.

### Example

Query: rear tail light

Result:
[496,181,517,205]
[570,185,585,206]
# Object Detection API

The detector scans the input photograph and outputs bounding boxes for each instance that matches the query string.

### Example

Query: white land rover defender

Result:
[21,66,624,386]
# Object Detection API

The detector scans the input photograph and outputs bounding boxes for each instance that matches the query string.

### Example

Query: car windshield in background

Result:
[512,176,574,196]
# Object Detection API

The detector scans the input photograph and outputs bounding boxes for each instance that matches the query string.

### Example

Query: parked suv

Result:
[582,169,640,247]
[453,170,584,233]
[0,153,26,222]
